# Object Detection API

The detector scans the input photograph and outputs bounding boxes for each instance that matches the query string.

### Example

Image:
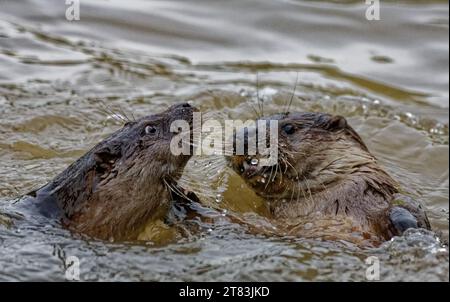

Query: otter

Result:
[228,112,431,244]
[10,103,197,241]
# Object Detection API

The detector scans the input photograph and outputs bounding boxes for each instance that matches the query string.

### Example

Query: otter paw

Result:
[389,206,418,234]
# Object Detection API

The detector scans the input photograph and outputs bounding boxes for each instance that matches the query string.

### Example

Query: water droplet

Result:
[215,194,223,203]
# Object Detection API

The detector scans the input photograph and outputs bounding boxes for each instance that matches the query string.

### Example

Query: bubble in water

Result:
[215,193,223,203]
[250,158,259,166]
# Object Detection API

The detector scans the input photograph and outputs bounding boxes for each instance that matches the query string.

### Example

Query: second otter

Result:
[228,112,431,244]
[16,103,197,241]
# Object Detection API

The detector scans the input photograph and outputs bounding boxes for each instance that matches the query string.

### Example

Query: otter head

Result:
[228,112,378,202]
[90,102,196,190]
[43,102,197,240]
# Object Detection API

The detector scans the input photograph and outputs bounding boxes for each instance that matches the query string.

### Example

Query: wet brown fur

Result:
[27,103,197,241]
[229,112,430,244]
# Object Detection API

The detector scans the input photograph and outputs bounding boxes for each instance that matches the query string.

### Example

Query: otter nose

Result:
[170,102,198,117]
[241,157,263,178]
[171,102,193,111]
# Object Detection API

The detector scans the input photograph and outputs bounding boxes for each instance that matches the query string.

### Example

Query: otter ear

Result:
[325,115,347,131]
[93,145,122,175]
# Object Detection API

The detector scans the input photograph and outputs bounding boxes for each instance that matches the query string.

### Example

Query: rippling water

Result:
[0,0,448,281]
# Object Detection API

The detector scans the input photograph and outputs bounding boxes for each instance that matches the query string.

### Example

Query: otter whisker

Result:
[247,101,261,119]
[128,109,137,122]
[273,162,280,183]
[289,178,296,203]
[94,98,129,124]
[98,103,126,123]
[302,175,315,205]
[256,72,264,117]
[104,99,133,123]
[163,177,198,204]
[117,106,133,122]
[295,176,301,205]
[265,165,275,191]
[282,157,308,203]
[284,72,299,114]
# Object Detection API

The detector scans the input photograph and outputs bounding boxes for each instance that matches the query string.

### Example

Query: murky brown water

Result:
[0,0,448,281]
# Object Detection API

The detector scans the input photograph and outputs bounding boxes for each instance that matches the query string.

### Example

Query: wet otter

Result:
[12,103,197,241]
[228,112,431,244]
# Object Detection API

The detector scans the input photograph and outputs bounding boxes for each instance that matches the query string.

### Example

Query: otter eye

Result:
[282,124,296,135]
[145,125,157,135]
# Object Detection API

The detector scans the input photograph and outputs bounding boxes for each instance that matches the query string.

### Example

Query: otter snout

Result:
[241,157,265,178]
